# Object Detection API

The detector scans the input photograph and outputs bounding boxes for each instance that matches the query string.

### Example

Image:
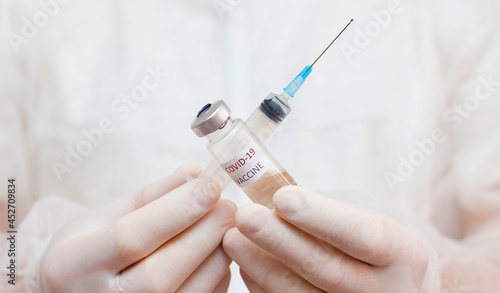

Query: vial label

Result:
[220,143,271,188]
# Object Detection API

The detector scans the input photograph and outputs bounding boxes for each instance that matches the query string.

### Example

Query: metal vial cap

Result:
[191,100,231,137]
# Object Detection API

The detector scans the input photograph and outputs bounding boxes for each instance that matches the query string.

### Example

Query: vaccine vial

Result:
[191,100,296,208]
[198,92,293,189]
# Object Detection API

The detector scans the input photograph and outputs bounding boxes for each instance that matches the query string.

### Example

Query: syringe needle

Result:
[311,19,354,66]
[283,18,353,98]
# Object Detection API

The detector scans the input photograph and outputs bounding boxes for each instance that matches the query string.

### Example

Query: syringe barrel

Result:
[199,93,291,188]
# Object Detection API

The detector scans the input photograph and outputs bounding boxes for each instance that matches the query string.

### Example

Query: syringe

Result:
[199,19,354,188]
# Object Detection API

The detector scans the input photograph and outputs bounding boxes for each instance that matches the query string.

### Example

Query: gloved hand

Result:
[223,186,429,293]
[40,163,236,293]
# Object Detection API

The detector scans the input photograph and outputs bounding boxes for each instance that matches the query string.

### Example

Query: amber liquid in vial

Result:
[241,165,297,208]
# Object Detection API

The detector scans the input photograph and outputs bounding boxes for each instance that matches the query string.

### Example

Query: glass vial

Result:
[191,100,296,208]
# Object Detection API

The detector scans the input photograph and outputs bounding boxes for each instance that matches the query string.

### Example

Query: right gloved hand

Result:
[40,163,236,293]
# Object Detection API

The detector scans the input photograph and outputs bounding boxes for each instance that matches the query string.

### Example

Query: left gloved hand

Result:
[223,186,429,293]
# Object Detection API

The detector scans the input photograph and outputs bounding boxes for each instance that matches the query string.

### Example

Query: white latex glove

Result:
[223,186,430,293]
[40,163,236,293]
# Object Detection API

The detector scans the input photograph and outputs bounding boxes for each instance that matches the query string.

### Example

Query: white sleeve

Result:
[429,1,500,291]
[0,196,88,292]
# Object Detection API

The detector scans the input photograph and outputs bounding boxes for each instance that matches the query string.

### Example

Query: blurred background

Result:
[1,0,499,292]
